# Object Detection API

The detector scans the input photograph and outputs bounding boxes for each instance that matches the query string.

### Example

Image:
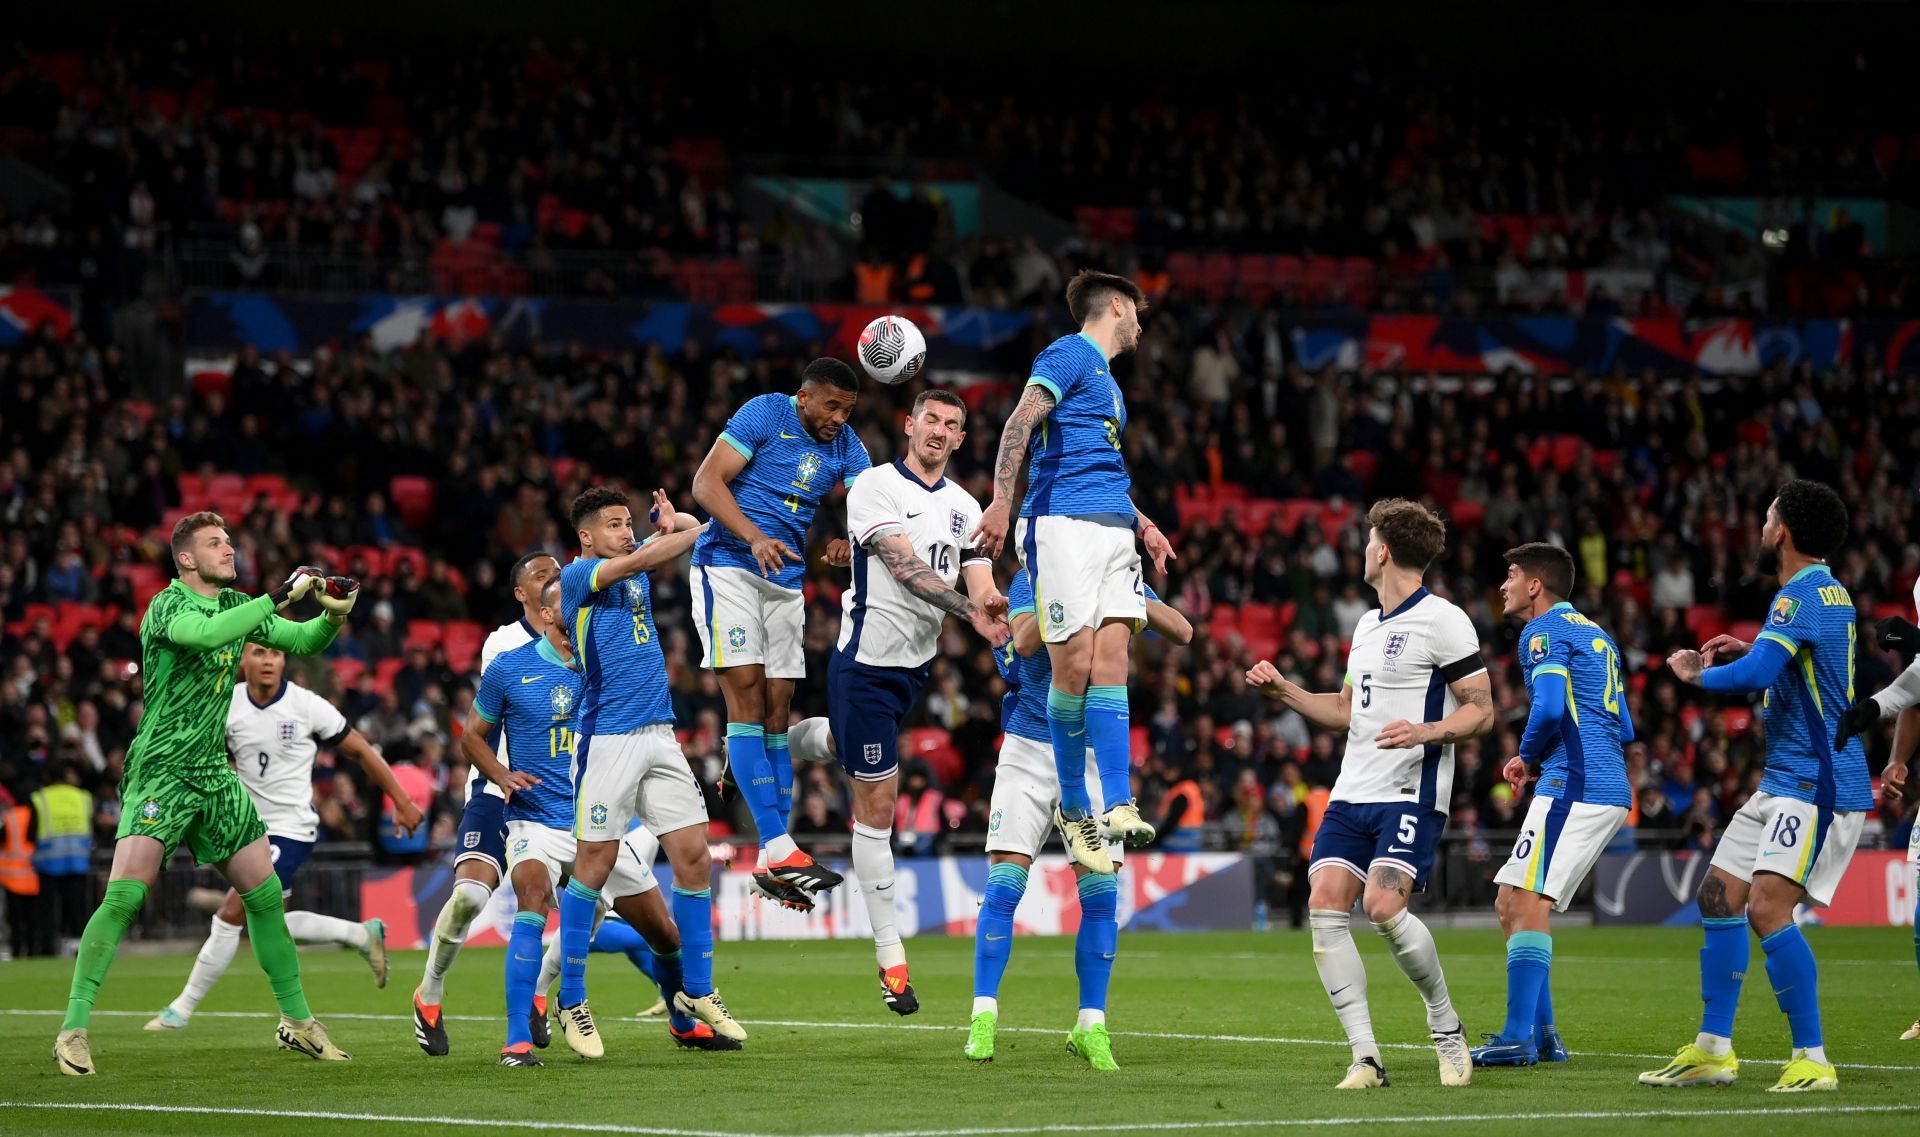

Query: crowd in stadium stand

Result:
[2,311,1917,903]
[7,32,1920,316]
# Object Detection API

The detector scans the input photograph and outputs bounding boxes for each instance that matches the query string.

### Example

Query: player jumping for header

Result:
[973,270,1176,875]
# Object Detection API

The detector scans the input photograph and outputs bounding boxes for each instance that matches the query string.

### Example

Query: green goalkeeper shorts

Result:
[117,765,268,866]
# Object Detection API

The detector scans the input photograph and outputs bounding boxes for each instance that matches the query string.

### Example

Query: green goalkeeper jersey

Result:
[126,579,342,786]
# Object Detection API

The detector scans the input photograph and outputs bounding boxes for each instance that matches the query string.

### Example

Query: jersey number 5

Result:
[1358,673,1372,709]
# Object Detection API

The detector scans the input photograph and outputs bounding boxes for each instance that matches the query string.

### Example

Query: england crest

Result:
[950,510,967,539]
[279,721,297,742]
[1384,631,1409,659]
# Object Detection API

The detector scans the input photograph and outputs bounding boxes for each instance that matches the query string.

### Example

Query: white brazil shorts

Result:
[986,733,1122,864]
[1707,790,1864,907]
[573,724,708,843]
[506,820,660,900]
[1492,795,1628,911]
[689,564,804,677]
[1015,515,1145,644]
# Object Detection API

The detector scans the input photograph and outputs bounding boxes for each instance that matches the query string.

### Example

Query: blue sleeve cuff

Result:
[1027,375,1063,402]
[719,431,753,460]
[1701,638,1792,693]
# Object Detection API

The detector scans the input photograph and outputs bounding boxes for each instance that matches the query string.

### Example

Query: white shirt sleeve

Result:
[846,469,905,548]
[299,685,350,744]
[1432,602,1487,683]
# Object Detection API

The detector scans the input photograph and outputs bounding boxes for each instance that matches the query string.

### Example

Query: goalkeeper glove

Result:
[1833,699,1882,749]
[317,576,360,618]
[270,565,326,606]
[1877,616,1920,655]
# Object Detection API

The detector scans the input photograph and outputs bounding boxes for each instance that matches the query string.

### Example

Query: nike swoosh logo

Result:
[780,432,799,439]
[985,934,1006,941]
[1068,729,1085,738]
[1329,984,1351,997]
[1760,850,1785,857]
[906,512,922,518]
[1388,846,1413,854]
[520,676,539,684]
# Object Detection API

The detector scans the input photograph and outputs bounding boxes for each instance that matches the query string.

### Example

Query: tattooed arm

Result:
[1373,672,1496,749]
[969,384,1056,558]
[869,534,1010,647]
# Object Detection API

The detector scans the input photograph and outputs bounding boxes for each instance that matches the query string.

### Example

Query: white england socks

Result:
[788,716,834,764]
[169,913,244,1018]
[284,910,370,949]
[418,877,492,1003]
[1374,908,1458,1029]
[1310,908,1378,1063]
[852,822,905,970]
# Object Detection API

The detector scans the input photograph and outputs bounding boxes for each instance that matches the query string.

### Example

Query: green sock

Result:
[64,878,149,1031]
[239,875,312,1021]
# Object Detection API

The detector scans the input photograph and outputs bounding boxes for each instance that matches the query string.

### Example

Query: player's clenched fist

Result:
[317,576,360,619]
[1245,659,1291,698]
[270,565,327,606]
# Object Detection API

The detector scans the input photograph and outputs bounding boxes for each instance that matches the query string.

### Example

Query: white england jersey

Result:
[471,617,538,801]
[227,681,350,843]
[837,460,990,669]
[1332,589,1486,811]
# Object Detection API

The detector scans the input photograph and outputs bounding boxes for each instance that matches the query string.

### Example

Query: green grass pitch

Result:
[2,925,1917,1135]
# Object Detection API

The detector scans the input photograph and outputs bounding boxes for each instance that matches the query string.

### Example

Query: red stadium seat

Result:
[1720,707,1754,736]
[1167,253,1201,293]
[906,726,962,786]
[388,546,428,581]
[389,476,436,529]
[331,659,367,688]
[405,620,443,649]
[375,657,406,689]
[443,620,486,673]
[1729,621,1764,645]
[1130,725,1150,764]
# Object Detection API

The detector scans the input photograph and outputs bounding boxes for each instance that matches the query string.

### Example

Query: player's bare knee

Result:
[217,889,247,925]
[992,852,1035,872]
[1361,891,1407,925]
[1307,867,1361,912]
[1746,876,1800,935]
[1696,868,1746,920]
[572,840,618,885]
[454,858,501,888]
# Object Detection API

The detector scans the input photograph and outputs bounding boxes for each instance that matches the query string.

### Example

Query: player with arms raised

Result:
[973,270,1176,873]
[54,512,357,1075]
[1470,542,1632,1068]
[826,389,1008,1012]
[966,564,1192,1068]
[692,358,870,908]
[554,487,743,1056]
[1245,499,1491,1090]
[412,552,558,1056]
[1642,479,1869,1093]
[147,641,420,1031]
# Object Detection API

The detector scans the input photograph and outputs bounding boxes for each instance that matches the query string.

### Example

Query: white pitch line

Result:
[6,1008,1919,1073]
[0,1102,744,1137]
[1,1100,1915,1137]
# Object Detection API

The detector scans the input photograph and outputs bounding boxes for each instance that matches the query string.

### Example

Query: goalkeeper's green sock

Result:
[63,878,149,1030]
[240,875,313,1021]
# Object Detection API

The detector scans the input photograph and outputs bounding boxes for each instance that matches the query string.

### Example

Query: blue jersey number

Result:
[927,544,953,576]
[1358,674,1372,709]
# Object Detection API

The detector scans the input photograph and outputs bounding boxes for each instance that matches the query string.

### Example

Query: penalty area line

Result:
[5,1008,1920,1073]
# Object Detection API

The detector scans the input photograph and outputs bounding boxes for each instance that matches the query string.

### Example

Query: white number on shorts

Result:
[1397,813,1418,844]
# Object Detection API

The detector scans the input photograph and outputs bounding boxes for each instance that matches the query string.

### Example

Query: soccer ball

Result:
[857,315,927,384]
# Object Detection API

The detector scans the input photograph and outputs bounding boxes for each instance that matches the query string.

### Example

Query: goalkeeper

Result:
[54,512,362,1076]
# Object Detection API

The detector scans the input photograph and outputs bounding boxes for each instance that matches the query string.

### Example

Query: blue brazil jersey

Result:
[997,568,1158,742]
[561,557,673,735]
[693,392,871,590]
[473,637,581,829]
[1020,333,1134,518]
[1519,602,1632,807]
[1753,565,1871,810]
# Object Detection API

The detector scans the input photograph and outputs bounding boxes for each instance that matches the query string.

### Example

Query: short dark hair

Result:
[510,550,556,589]
[801,357,860,393]
[170,510,227,558]
[1065,269,1147,324]
[1367,498,1446,572]
[1773,479,1848,558]
[569,486,630,531]
[1504,541,1575,600]
[911,388,967,424]
[539,575,562,610]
